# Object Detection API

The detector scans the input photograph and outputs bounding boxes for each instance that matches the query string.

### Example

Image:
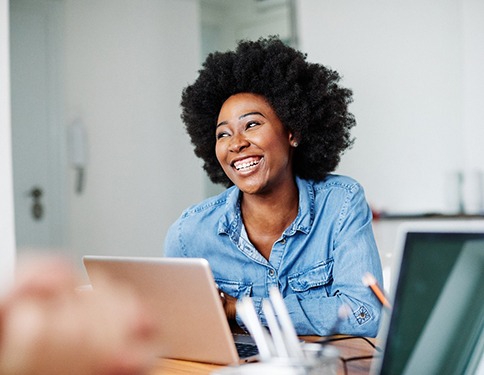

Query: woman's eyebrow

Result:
[240,111,265,119]
[217,111,265,128]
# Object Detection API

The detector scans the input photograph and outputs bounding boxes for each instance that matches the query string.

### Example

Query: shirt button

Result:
[268,269,275,277]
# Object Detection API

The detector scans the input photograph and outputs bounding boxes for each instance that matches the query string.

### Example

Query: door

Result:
[10,0,66,251]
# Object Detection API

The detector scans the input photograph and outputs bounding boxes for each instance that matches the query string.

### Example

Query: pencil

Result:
[362,272,392,309]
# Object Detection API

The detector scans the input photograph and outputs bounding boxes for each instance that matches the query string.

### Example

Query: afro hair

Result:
[180,36,355,187]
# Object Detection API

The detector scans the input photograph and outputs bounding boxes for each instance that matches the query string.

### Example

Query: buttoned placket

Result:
[266,236,287,292]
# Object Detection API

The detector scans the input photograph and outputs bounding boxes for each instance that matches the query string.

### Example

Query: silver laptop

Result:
[82,256,258,365]
[372,221,484,375]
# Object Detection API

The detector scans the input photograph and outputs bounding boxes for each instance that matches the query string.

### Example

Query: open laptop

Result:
[372,220,484,375]
[82,256,258,365]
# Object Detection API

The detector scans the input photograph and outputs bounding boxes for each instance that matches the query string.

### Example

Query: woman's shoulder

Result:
[310,174,363,193]
[165,188,237,256]
[302,175,371,221]
[178,186,236,220]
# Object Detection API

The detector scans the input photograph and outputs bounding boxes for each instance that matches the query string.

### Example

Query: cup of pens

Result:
[213,288,340,375]
[214,345,339,375]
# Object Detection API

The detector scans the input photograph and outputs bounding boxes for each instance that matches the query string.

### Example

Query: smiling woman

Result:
[164,37,384,338]
[215,93,295,197]
[215,93,298,259]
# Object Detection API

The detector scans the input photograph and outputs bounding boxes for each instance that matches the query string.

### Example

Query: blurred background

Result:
[2,0,484,288]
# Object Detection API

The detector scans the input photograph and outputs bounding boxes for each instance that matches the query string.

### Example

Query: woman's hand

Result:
[219,289,237,321]
[0,256,158,375]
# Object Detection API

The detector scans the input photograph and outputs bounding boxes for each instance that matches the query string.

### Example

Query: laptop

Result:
[372,220,484,375]
[82,256,259,365]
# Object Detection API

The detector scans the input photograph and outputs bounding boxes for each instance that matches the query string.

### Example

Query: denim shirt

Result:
[164,175,383,337]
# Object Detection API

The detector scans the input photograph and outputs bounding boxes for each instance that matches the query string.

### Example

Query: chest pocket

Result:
[288,259,334,294]
[215,278,253,299]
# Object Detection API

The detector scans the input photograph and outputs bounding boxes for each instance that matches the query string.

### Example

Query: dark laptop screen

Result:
[379,230,484,375]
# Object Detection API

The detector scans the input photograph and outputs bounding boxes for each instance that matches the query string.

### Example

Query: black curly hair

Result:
[180,36,355,187]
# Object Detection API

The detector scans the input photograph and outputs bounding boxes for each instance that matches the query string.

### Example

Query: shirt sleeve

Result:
[265,184,384,337]
[164,220,185,257]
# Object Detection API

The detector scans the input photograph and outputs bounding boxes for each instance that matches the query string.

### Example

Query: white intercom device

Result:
[68,118,88,194]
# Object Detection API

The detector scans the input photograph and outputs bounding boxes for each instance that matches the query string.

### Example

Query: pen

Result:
[237,297,274,361]
[262,299,289,358]
[362,272,392,309]
[268,287,304,359]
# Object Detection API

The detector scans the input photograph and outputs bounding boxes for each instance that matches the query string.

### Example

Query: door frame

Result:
[10,0,67,250]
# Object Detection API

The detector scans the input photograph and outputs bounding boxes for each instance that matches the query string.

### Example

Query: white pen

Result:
[269,287,304,359]
[262,299,289,358]
[237,297,274,361]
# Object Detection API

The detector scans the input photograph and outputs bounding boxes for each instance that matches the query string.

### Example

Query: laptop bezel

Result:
[370,219,484,375]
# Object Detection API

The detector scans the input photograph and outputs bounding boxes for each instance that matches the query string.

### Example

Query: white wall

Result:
[63,0,204,264]
[461,0,484,213]
[4,0,484,279]
[297,0,483,215]
[201,0,292,54]
[0,0,16,293]
[462,0,484,170]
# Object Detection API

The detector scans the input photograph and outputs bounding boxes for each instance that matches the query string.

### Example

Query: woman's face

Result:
[215,93,295,195]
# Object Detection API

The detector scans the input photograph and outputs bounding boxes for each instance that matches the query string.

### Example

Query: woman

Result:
[164,37,383,337]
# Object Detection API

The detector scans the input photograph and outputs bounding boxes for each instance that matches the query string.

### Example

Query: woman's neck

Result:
[240,179,299,257]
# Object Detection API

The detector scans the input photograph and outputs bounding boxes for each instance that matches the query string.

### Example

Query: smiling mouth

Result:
[232,157,262,171]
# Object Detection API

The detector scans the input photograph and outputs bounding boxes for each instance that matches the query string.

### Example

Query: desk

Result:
[149,336,379,375]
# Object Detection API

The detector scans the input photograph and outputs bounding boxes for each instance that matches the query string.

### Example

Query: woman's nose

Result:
[228,133,250,152]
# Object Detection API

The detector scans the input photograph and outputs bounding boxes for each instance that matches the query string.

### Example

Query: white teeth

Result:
[235,159,259,171]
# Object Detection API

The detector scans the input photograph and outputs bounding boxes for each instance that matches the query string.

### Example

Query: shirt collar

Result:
[291,176,314,235]
[218,177,315,236]
[217,186,241,235]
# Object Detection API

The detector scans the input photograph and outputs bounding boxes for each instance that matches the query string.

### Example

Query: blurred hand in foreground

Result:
[0,256,158,375]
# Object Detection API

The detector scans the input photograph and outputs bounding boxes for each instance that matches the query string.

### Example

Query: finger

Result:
[10,257,78,300]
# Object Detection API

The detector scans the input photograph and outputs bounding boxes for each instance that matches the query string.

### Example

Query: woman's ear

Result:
[289,133,299,148]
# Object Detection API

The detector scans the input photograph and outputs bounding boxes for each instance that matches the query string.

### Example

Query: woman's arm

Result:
[282,187,383,337]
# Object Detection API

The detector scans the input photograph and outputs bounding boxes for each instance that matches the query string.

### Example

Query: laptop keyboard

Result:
[235,342,259,358]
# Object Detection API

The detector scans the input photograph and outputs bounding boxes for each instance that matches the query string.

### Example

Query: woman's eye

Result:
[246,121,260,129]
[216,132,229,140]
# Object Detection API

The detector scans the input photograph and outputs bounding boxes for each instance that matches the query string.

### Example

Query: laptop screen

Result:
[379,226,484,375]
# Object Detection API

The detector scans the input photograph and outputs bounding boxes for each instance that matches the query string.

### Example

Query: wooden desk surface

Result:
[149,336,380,375]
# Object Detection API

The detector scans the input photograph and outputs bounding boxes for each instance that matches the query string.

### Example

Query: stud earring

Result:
[293,141,299,147]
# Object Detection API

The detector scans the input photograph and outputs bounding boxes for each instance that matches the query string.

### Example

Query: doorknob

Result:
[29,186,44,220]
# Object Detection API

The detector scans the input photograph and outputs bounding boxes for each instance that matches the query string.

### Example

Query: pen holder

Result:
[213,343,339,375]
